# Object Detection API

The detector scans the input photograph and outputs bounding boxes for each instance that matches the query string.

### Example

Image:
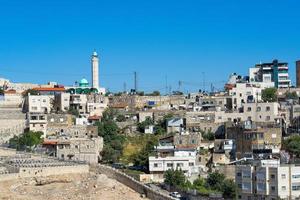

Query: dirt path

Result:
[0,173,149,200]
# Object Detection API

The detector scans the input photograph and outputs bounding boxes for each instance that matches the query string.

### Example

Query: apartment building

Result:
[226,121,282,159]
[25,95,52,113]
[249,59,291,89]
[236,160,300,200]
[149,147,200,182]
[228,83,262,111]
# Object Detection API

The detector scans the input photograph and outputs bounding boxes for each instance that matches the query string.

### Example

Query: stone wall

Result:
[96,164,175,200]
[0,164,89,182]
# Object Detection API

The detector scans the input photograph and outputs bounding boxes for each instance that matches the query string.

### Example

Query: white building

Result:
[149,148,200,182]
[236,161,300,200]
[26,95,52,113]
[215,102,280,123]
[26,113,47,137]
[229,83,262,111]
[54,93,70,112]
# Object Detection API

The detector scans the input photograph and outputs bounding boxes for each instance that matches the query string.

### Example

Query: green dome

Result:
[79,78,89,87]
[80,78,89,84]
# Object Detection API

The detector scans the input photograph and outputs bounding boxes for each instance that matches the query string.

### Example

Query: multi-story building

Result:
[26,112,47,136]
[54,93,70,112]
[236,160,300,200]
[249,59,291,88]
[228,83,262,111]
[25,95,52,113]
[149,132,204,182]
[43,136,103,164]
[226,121,282,159]
[149,147,200,182]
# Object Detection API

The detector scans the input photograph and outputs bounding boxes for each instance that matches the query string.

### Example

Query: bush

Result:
[164,169,186,188]
[283,135,300,157]
[261,88,277,102]
[9,131,43,151]
[202,131,215,141]
[116,114,126,122]
[95,108,125,163]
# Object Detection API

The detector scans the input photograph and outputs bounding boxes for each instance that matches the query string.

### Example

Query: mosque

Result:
[66,51,105,95]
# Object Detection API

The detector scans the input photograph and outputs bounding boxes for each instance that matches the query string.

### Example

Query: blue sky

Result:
[0,0,300,93]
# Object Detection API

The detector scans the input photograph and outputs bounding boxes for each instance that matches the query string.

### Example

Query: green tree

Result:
[116,114,126,122]
[286,91,298,100]
[22,89,39,97]
[221,179,237,199]
[261,88,277,102]
[132,136,158,169]
[9,131,43,151]
[202,131,215,141]
[206,172,225,191]
[147,91,160,96]
[283,135,300,157]
[193,177,210,196]
[95,108,125,163]
[68,107,79,117]
[137,117,154,132]
[0,87,3,95]
[164,169,186,188]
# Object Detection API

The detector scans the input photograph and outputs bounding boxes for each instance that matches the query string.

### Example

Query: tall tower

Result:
[297,60,300,88]
[91,51,99,90]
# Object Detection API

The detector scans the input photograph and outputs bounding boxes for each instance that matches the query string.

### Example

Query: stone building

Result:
[226,121,282,159]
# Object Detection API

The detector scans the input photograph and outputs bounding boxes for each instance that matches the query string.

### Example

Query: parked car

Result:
[170,192,182,199]
[111,163,126,169]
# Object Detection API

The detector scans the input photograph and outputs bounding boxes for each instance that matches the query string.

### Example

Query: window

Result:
[242,183,251,191]
[292,183,300,191]
[167,163,173,167]
[31,106,38,111]
[154,163,158,167]
[270,174,275,179]
[257,183,266,191]
[266,116,271,121]
[242,171,251,178]
[247,107,251,112]
[282,186,286,191]
[281,174,286,179]
[292,174,300,179]
[177,163,184,168]
[257,107,261,112]
[191,139,195,144]
[189,162,194,166]
[237,172,242,177]
[266,106,271,111]
[271,186,276,191]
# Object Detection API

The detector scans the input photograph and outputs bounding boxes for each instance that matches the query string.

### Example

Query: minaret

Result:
[91,51,99,90]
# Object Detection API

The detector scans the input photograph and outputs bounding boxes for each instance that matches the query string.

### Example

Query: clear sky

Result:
[0,0,300,93]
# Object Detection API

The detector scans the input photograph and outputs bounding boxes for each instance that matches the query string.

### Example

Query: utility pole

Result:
[123,82,127,93]
[134,71,138,92]
[202,72,205,93]
[165,75,168,95]
[178,81,182,92]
